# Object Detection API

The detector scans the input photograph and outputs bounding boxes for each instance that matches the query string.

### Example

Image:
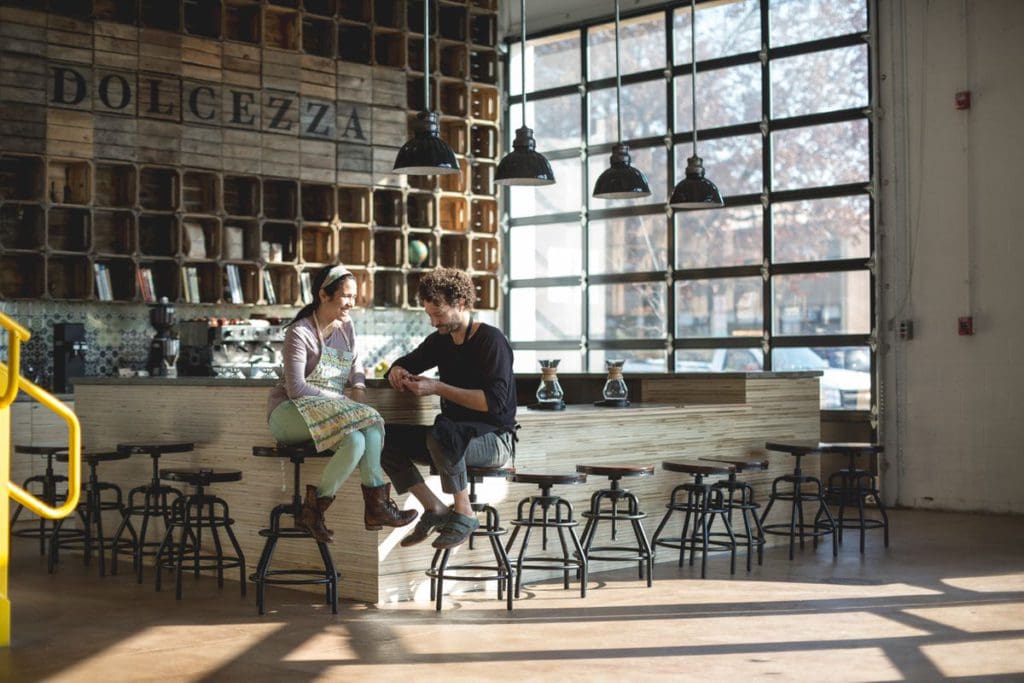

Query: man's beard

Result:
[437,319,461,335]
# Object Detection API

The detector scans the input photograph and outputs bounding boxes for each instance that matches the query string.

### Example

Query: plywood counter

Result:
[73,373,820,603]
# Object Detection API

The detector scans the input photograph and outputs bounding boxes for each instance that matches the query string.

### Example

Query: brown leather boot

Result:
[298,484,334,543]
[362,483,417,530]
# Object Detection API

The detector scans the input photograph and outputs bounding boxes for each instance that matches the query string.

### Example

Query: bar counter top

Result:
[73,369,821,388]
[72,372,822,603]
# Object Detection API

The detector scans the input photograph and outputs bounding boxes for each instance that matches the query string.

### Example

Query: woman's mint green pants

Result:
[268,401,385,496]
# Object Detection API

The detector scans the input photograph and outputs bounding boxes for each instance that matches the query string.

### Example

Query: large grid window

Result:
[504,0,874,411]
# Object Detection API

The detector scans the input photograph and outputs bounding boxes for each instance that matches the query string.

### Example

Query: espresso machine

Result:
[147,297,179,377]
[178,319,285,379]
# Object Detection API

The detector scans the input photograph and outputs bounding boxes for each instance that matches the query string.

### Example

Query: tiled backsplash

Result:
[0,300,489,390]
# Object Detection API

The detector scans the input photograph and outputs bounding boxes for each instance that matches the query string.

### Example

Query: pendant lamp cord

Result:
[521,0,527,128]
[424,0,430,111]
[690,0,698,154]
[614,0,622,145]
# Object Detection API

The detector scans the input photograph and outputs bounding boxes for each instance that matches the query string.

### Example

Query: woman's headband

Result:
[322,265,353,290]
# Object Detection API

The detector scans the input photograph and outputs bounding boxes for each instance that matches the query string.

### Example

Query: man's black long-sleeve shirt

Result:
[391,322,516,431]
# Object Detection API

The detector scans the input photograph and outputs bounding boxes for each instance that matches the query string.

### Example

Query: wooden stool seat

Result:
[661,461,734,477]
[160,468,243,487]
[252,441,332,460]
[467,464,515,478]
[14,444,68,456]
[508,472,587,487]
[117,441,195,456]
[576,464,655,478]
[698,456,769,473]
[56,450,132,465]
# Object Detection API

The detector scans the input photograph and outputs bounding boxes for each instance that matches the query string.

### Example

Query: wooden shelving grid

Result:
[0,0,501,310]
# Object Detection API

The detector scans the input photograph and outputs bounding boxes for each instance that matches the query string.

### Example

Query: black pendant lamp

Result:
[394,1,459,176]
[670,0,723,209]
[495,0,555,186]
[593,0,650,200]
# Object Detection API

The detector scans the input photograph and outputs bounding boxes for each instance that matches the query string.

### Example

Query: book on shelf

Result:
[183,222,207,259]
[182,266,201,303]
[224,225,245,260]
[300,270,313,304]
[94,263,113,301]
[262,269,277,305]
[136,266,156,302]
[226,264,243,304]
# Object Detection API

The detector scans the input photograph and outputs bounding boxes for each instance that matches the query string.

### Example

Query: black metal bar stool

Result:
[699,456,768,572]
[10,444,80,555]
[576,464,655,587]
[505,472,588,599]
[651,461,736,578]
[110,440,194,583]
[250,443,339,615]
[427,465,515,611]
[153,468,246,600]
[816,442,889,552]
[49,450,136,576]
[760,441,838,560]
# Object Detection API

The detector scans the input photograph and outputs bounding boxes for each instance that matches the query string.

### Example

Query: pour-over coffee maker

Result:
[147,297,179,377]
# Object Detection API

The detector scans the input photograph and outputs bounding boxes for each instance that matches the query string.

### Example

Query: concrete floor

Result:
[2,508,1023,682]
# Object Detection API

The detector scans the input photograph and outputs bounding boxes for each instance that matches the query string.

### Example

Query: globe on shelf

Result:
[408,239,429,267]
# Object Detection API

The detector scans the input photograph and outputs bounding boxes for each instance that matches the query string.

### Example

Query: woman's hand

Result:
[387,364,411,391]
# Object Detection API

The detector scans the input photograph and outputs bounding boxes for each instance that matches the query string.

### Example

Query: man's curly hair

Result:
[418,267,475,309]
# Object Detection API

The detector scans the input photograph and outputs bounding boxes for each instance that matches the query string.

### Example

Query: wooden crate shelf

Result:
[0,0,502,309]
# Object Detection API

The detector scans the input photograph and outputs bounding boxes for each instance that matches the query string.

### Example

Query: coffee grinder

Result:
[147,297,179,377]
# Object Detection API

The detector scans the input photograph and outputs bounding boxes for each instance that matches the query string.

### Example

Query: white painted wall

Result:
[878,0,1024,512]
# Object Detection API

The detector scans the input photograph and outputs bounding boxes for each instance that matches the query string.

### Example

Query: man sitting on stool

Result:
[382,268,517,550]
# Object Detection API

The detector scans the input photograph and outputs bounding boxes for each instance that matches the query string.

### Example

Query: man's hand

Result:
[387,364,411,391]
[400,374,440,397]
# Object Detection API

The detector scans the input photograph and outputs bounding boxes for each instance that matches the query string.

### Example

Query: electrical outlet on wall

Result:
[898,320,914,340]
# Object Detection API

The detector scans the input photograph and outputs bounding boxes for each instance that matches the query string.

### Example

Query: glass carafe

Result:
[601,359,629,404]
[535,359,565,408]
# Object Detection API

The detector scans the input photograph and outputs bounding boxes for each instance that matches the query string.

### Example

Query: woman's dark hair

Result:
[417,267,475,309]
[285,265,356,327]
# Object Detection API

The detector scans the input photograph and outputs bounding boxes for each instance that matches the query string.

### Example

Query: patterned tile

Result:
[0,300,438,390]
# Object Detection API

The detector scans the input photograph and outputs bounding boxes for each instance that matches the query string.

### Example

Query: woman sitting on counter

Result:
[265,264,417,542]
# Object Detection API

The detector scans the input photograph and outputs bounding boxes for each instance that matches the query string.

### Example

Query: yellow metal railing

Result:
[1,311,82,647]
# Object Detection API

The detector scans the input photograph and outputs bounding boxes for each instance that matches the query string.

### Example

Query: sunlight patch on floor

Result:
[922,637,1024,678]
[905,602,1024,633]
[941,573,1024,593]
[391,610,927,655]
[48,622,286,681]
[281,630,359,662]
[319,646,901,682]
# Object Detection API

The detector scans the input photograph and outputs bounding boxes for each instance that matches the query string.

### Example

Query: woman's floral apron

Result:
[291,343,383,453]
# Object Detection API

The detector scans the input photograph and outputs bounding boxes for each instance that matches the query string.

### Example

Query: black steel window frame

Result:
[501,0,876,412]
